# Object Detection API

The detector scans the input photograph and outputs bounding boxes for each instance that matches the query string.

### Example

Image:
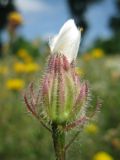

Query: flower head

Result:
[25,63,40,73]
[24,19,100,131]
[13,62,40,74]
[8,11,23,26]
[93,151,114,160]
[91,48,104,59]
[17,49,33,63]
[13,62,26,73]
[6,79,25,91]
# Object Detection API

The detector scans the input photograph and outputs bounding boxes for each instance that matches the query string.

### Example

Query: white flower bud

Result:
[49,19,81,63]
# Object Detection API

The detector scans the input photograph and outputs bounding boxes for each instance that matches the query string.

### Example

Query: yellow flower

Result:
[85,123,99,134]
[6,79,25,91]
[25,63,40,73]
[13,61,40,74]
[8,11,23,25]
[91,48,104,59]
[17,49,33,63]
[0,66,8,75]
[75,67,84,76]
[93,152,114,160]
[13,62,26,73]
[17,49,28,58]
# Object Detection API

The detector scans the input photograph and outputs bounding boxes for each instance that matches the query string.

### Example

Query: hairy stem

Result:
[52,123,66,160]
[65,131,80,151]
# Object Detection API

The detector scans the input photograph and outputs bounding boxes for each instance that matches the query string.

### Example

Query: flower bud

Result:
[24,19,100,130]
[41,54,88,124]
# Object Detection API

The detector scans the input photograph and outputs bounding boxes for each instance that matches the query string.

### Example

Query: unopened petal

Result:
[49,19,81,63]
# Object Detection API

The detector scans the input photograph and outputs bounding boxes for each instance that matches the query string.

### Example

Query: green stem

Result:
[65,131,80,151]
[52,123,65,160]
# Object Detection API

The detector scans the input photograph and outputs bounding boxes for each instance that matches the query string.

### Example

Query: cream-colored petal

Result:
[49,19,81,63]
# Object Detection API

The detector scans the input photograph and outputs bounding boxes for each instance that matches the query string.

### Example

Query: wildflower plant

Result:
[24,19,100,160]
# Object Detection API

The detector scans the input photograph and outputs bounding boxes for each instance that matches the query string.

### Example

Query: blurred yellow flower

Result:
[0,66,8,75]
[25,63,40,73]
[13,62,40,74]
[83,49,104,61]
[93,151,114,160]
[13,62,26,73]
[8,11,23,25]
[17,49,33,63]
[85,123,99,134]
[91,48,104,59]
[17,49,28,58]
[6,79,25,91]
[75,67,84,76]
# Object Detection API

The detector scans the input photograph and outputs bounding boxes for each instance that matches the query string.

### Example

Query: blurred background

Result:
[0,0,120,160]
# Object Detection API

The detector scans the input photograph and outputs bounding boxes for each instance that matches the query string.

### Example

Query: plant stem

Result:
[65,131,80,151]
[52,123,65,160]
